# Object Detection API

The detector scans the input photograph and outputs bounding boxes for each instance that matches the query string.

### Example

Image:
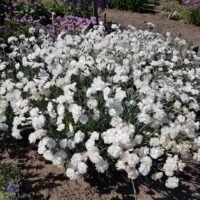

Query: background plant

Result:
[0,0,15,26]
[107,0,149,12]
[189,7,200,25]
[0,20,30,42]
[182,0,200,25]
[161,0,200,26]
[0,164,21,199]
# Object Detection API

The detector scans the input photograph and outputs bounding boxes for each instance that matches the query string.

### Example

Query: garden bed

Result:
[0,1,200,199]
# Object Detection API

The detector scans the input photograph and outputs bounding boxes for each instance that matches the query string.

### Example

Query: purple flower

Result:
[55,16,62,24]
[7,182,18,194]
[183,0,200,8]
[47,24,54,29]
[39,16,46,20]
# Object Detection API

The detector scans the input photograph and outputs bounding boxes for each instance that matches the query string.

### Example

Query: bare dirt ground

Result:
[1,134,200,200]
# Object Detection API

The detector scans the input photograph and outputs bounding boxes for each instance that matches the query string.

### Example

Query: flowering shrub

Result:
[49,15,97,33]
[0,0,97,41]
[0,23,200,189]
[12,15,97,37]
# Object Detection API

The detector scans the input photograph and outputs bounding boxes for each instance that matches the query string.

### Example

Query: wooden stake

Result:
[92,0,99,25]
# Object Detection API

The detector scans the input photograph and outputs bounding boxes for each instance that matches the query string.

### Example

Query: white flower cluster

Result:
[0,24,200,188]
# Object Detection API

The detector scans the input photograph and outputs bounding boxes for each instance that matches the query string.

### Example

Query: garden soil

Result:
[1,135,200,199]
[1,135,200,200]
[1,9,200,200]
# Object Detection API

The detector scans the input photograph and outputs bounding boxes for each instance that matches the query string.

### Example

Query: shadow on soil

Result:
[1,133,200,200]
[85,161,200,200]
[0,134,65,200]
[141,163,200,200]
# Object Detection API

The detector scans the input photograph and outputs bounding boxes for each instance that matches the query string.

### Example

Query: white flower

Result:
[69,123,74,133]
[74,131,85,144]
[163,156,178,177]
[107,144,123,158]
[52,150,67,167]
[137,147,150,157]
[127,153,140,167]
[57,104,65,116]
[32,115,46,130]
[138,112,151,124]
[150,147,164,159]
[71,153,82,166]
[90,131,99,140]
[68,104,82,123]
[95,159,109,173]
[147,22,155,29]
[79,114,88,124]
[92,109,100,120]
[29,129,47,143]
[111,24,119,29]
[66,139,76,150]
[87,98,98,109]
[59,139,67,149]
[12,128,22,139]
[103,87,111,101]
[139,156,152,176]
[43,150,54,161]
[115,87,126,101]
[77,162,88,174]
[128,168,139,180]
[0,123,8,131]
[133,135,143,146]
[149,138,160,147]
[29,27,36,34]
[30,108,39,117]
[0,63,6,71]
[166,32,172,43]
[0,87,6,95]
[66,168,80,180]
[46,138,56,149]
[88,151,101,164]
[8,36,18,43]
[177,115,185,123]
[0,43,7,48]
[165,177,179,189]
[19,34,25,40]
[57,123,65,131]
[151,172,163,180]
[86,77,107,97]
[38,137,56,153]
[109,101,124,116]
